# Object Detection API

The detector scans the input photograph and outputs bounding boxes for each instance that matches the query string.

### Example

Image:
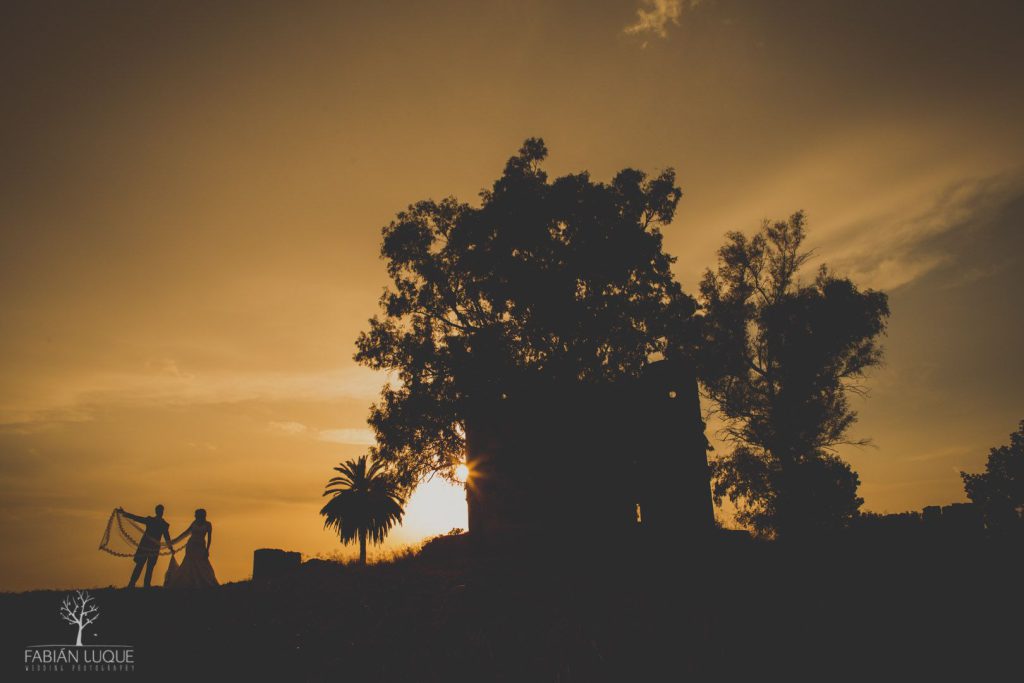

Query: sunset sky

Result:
[2,0,1023,591]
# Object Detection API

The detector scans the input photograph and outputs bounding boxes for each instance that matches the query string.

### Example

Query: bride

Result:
[165,509,219,589]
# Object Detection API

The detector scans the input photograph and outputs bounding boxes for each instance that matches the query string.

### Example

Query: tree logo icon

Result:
[58,591,99,646]
[24,591,134,672]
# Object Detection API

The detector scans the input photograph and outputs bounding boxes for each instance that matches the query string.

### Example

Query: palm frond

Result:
[319,454,407,551]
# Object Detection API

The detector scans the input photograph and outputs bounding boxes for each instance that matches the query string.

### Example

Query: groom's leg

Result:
[128,559,144,588]
[143,555,157,588]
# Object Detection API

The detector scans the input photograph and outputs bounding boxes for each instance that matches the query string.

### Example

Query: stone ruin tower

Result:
[461,359,713,542]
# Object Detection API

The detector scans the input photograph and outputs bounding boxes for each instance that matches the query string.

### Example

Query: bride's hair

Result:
[195,508,207,521]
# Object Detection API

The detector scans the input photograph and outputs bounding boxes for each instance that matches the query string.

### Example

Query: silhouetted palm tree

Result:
[320,455,405,564]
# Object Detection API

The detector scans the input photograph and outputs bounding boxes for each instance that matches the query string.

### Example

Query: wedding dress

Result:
[164,521,219,589]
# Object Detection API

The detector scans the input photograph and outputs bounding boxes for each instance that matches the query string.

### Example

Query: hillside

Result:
[2,533,1021,681]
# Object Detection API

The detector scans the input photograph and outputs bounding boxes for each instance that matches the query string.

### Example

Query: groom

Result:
[119,504,173,588]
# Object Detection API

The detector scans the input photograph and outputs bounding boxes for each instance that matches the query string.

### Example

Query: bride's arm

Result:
[170,526,191,545]
[206,523,213,552]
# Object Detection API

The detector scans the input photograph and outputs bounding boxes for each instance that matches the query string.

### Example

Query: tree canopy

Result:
[355,138,695,486]
[961,420,1024,533]
[698,212,890,537]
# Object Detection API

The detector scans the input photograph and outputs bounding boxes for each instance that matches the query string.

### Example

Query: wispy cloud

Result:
[318,428,376,446]
[267,420,309,435]
[903,444,976,464]
[268,421,376,447]
[684,119,1024,295]
[0,365,392,430]
[624,0,700,40]
[821,173,1023,291]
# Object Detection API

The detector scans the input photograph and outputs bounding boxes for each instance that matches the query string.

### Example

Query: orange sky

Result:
[2,0,1023,591]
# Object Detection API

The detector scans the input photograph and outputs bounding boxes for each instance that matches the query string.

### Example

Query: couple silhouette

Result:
[119,505,218,589]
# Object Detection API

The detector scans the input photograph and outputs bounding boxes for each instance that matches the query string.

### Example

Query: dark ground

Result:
[1,532,1021,682]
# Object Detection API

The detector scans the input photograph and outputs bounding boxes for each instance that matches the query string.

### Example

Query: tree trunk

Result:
[76,624,84,646]
[772,445,795,540]
[359,530,367,565]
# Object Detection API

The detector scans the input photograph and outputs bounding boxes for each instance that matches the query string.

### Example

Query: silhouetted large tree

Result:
[698,212,889,538]
[961,421,1024,534]
[356,139,695,485]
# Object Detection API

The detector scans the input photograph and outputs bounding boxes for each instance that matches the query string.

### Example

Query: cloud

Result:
[624,0,699,39]
[268,421,376,447]
[820,173,1024,291]
[0,365,394,430]
[904,444,976,464]
[145,358,191,378]
[268,421,309,435]
[317,428,376,446]
[681,119,1024,295]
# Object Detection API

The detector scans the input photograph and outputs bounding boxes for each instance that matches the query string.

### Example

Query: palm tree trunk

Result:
[359,529,367,565]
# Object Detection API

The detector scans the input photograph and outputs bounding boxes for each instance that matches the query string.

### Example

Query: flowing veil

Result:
[98,508,188,558]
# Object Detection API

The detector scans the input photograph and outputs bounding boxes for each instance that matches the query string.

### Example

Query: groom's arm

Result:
[119,508,146,523]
